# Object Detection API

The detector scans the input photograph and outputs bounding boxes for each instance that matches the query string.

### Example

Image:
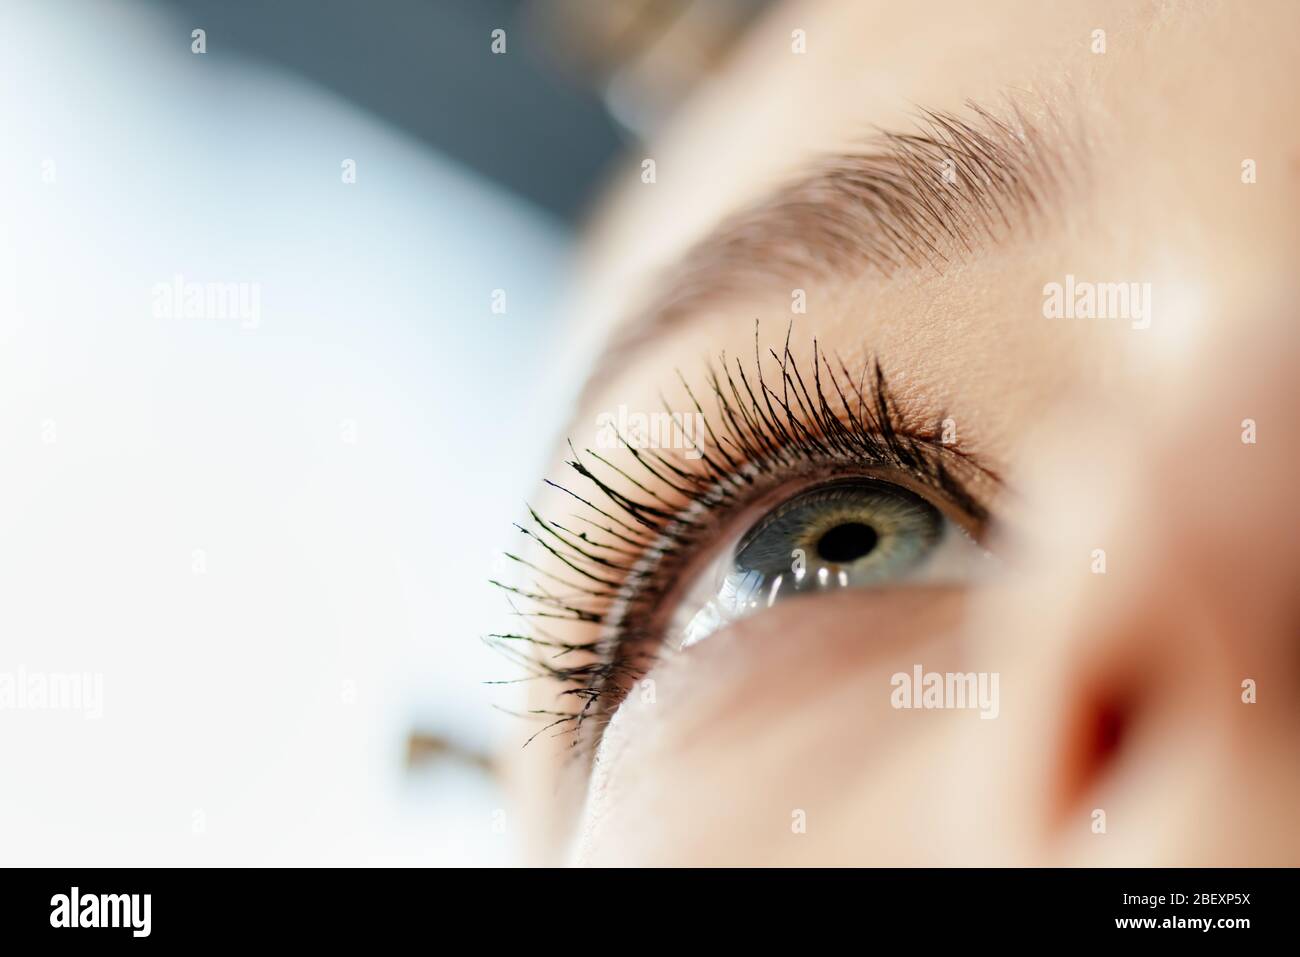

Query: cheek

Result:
[572,587,992,865]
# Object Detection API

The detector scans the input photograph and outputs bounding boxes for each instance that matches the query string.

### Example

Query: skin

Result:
[507,0,1300,865]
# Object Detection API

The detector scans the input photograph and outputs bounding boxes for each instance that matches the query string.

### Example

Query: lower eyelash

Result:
[487,325,999,750]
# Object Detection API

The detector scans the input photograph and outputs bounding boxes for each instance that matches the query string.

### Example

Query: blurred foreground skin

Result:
[508,0,1300,865]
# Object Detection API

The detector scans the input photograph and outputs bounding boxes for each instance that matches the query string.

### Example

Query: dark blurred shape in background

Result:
[154,0,771,222]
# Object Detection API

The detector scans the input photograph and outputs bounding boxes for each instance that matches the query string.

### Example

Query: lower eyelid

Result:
[590,585,975,778]
[569,470,984,737]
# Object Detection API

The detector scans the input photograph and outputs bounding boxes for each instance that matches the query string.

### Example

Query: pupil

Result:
[816,522,878,564]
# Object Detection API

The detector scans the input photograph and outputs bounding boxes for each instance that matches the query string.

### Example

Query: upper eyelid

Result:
[528,337,1002,598]
[573,343,998,528]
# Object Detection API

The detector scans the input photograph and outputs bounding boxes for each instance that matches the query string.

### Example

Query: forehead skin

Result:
[511,0,1300,859]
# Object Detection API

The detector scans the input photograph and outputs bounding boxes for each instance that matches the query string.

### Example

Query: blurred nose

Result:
[970,288,1300,864]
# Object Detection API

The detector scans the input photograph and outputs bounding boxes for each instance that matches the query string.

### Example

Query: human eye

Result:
[491,331,1001,744]
[667,475,992,650]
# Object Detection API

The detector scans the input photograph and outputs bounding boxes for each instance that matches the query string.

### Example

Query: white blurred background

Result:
[0,0,768,865]
[0,0,579,866]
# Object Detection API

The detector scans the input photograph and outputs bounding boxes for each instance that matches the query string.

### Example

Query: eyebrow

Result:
[586,97,1084,393]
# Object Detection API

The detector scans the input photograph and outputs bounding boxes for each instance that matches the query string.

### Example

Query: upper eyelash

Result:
[487,326,1001,749]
